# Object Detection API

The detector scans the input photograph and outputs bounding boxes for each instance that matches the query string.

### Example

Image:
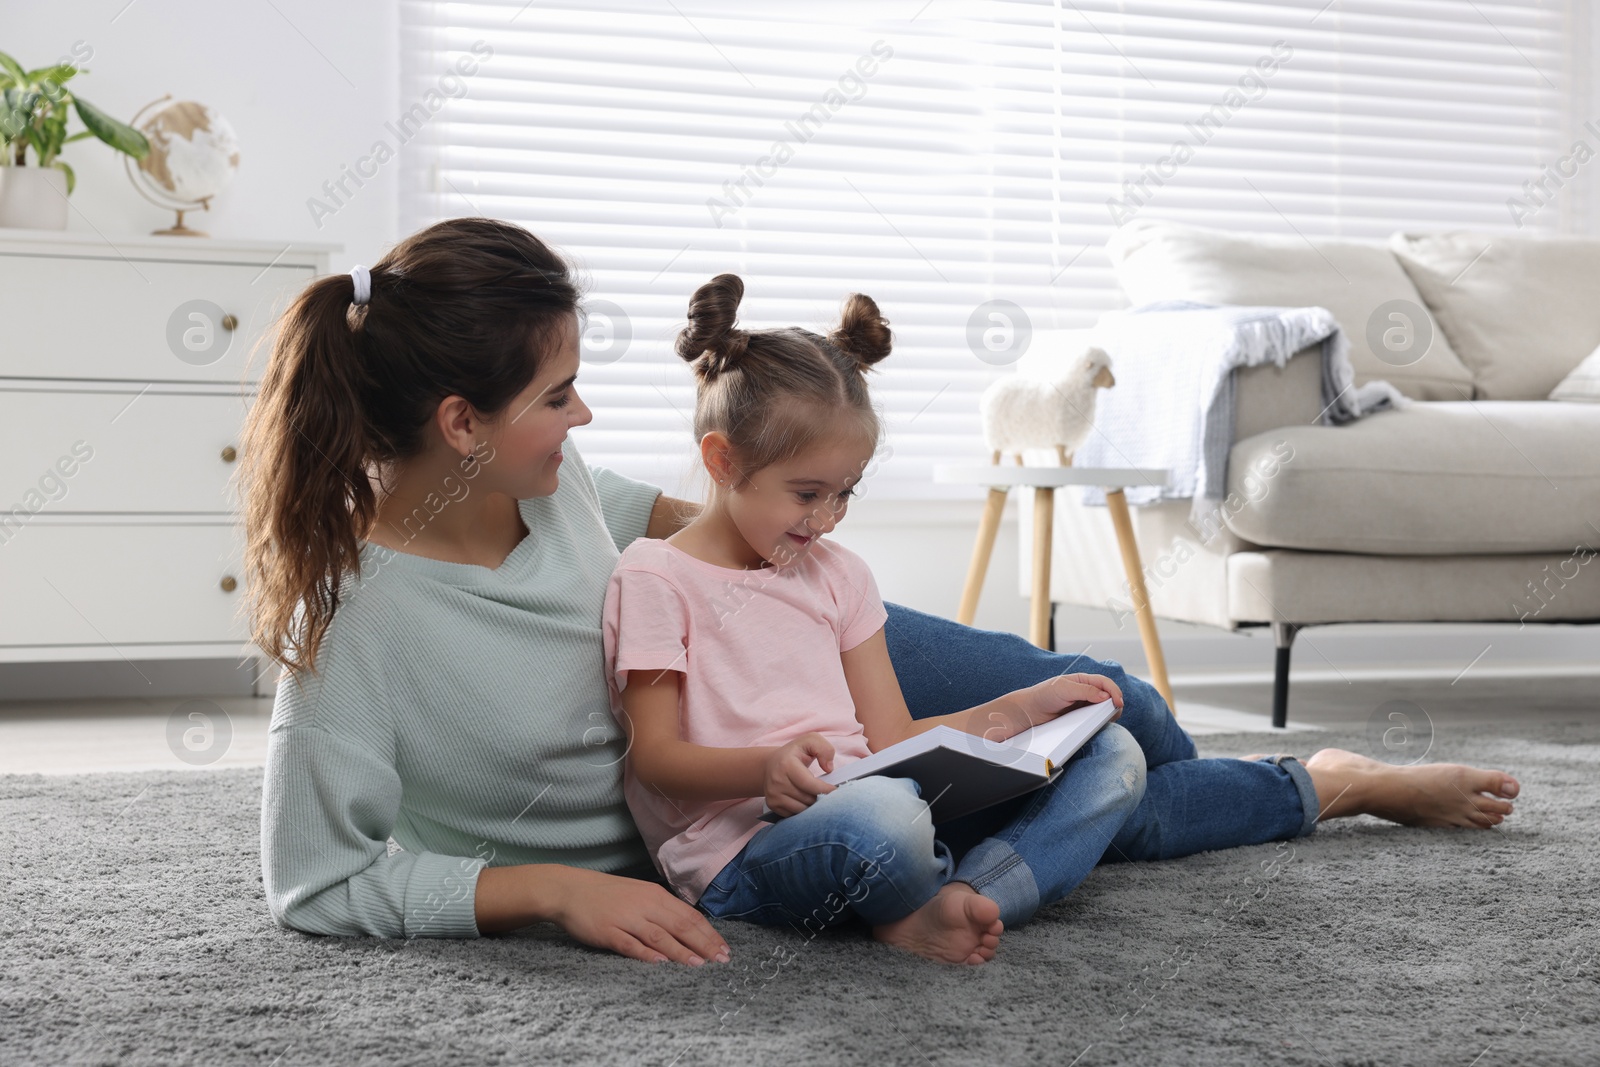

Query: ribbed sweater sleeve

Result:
[590,463,663,550]
[261,645,486,939]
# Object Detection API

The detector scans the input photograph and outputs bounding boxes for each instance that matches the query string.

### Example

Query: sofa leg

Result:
[1270,622,1301,729]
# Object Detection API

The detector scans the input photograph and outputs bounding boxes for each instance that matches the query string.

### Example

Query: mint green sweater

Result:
[260,437,663,938]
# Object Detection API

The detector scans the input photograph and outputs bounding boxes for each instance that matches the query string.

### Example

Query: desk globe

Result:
[123,96,240,236]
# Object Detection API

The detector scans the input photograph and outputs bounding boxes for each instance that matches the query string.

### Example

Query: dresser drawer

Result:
[0,389,249,513]
[0,253,314,384]
[0,523,248,648]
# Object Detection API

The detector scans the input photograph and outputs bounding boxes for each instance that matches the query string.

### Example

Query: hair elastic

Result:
[349,264,372,306]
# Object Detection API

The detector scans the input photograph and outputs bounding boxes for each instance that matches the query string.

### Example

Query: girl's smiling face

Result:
[482,313,592,499]
[712,424,878,568]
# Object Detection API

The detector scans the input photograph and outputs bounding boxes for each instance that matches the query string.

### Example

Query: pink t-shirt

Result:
[600,536,888,905]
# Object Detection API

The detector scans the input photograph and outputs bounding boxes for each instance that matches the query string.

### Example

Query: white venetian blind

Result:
[399,0,1581,501]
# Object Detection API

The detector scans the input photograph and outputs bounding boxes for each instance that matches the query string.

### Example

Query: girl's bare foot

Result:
[873,882,1003,965]
[1302,748,1520,828]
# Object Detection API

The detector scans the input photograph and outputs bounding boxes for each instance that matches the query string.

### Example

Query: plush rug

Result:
[3,720,1598,1066]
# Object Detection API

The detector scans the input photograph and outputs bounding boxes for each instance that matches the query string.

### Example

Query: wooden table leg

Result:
[957,486,1010,626]
[1104,488,1177,714]
[1029,486,1053,648]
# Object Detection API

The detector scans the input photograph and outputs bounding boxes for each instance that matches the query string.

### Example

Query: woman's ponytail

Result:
[241,218,580,676]
[241,275,376,676]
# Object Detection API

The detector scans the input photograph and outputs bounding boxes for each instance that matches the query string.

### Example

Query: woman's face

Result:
[482,314,592,499]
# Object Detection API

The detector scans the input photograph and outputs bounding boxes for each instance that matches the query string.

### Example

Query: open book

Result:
[758,698,1119,824]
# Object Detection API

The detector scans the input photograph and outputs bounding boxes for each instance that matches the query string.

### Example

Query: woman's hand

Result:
[764,732,837,817]
[981,673,1125,742]
[549,867,732,966]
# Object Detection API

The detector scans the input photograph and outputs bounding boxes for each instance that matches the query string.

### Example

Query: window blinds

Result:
[399,0,1580,501]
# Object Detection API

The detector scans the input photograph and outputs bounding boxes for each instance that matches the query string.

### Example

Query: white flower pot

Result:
[0,167,70,230]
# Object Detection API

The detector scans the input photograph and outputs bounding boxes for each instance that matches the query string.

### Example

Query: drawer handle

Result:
[221,313,239,332]
[220,576,238,593]
[221,446,237,463]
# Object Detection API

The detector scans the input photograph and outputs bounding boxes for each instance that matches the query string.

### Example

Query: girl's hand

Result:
[982,673,1125,742]
[551,867,732,967]
[764,732,837,817]
[1048,672,1124,715]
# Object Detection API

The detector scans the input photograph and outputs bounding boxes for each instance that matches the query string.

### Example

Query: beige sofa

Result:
[1017,219,1600,727]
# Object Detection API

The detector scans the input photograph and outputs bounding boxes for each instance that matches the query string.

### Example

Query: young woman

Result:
[248,217,1520,968]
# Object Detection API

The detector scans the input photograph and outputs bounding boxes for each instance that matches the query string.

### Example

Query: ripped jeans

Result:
[695,723,1146,931]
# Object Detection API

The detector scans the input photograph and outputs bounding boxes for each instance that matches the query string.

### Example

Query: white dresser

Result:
[0,230,336,687]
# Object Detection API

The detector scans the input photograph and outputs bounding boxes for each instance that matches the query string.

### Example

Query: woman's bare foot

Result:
[1302,748,1520,828]
[873,882,1004,965]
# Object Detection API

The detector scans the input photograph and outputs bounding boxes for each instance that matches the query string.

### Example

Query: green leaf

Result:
[2,86,41,116]
[1,88,41,144]
[51,158,75,195]
[32,76,72,106]
[0,52,27,88]
[35,104,68,165]
[62,129,93,144]
[27,64,80,88]
[71,95,148,158]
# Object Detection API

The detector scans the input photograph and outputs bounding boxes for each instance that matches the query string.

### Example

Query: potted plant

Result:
[0,49,149,230]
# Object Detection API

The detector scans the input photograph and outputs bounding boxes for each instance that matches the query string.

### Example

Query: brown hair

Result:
[240,217,581,675]
[675,273,891,489]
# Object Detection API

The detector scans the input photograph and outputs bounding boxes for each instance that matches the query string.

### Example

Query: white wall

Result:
[3,4,1595,702]
[8,0,398,268]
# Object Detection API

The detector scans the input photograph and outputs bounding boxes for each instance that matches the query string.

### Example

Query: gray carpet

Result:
[4,721,1598,1066]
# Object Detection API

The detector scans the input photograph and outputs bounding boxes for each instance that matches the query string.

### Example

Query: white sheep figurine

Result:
[979,346,1116,465]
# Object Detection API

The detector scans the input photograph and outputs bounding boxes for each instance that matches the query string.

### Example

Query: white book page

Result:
[761,700,1116,822]
[814,699,1114,787]
[1005,699,1117,761]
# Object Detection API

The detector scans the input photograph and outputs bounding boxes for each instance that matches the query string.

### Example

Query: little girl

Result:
[601,274,1149,966]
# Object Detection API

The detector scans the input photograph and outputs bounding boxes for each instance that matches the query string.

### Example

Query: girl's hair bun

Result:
[677,273,749,377]
[828,293,892,369]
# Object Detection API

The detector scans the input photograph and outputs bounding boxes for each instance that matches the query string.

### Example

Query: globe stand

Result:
[150,202,211,238]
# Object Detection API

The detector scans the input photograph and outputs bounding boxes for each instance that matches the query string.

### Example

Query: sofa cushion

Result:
[1228,549,1600,625]
[1390,232,1600,400]
[1224,401,1600,555]
[1106,218,1476,401]
[1551,345,1600,402]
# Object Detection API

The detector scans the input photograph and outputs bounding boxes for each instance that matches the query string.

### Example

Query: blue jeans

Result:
[696,723,1146,930]
[879,602,1321,863]
[696,602,1319,931]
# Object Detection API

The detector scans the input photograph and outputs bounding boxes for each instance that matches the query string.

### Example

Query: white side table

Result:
[933,460,1176,713]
